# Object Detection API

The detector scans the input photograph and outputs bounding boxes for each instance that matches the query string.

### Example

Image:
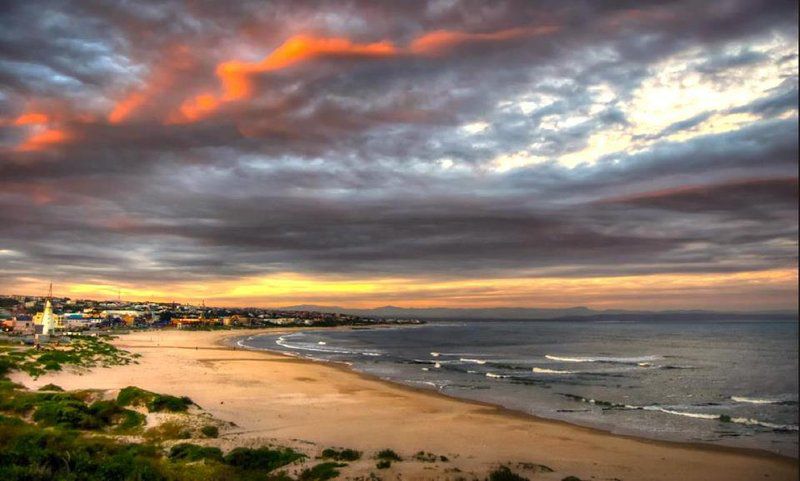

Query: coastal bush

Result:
[0,337,139,380]
[0,414,167,481]
[118,385,156,407]
[144,420,193,441]
[201,424,220,438]
[118,386,192,413]
[148,394,193,412]
[298,462,346,480]
[88,400,145,432]
[169,443,224,462]
[488,466,529,481]
[37,383,64,391]
[561,477,582,481]
[375,449,402,461]
[0,357,13,377]
[376,460,391,469]
[321,447,361,461]
[413,451,439,462]
[33,397,102,429]
[223,446,305,471]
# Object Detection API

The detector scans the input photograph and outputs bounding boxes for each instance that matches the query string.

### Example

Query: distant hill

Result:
[278,304,798,321]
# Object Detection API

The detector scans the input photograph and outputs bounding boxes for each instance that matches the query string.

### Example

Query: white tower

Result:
[41,298,55,335]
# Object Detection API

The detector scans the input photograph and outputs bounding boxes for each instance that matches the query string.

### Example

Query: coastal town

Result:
[0,288,421,341]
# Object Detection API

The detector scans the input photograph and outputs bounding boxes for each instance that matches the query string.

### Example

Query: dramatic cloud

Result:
[0,0,797,309]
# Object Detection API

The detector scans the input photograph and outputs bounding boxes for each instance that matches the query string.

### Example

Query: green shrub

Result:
[0,357,14,377]
[118,387,192,413]
[321,447,361,461]
[38,383,64,391]
[223,446,305,471]
[413,451,438,462]
[375,449,401,461]
[148,394,193,413]
[488,466,529,481]
[33,397,102,430]
[561,477,582,481]
[169,443,224,462]
[117,386,155,407]
[298,462,346,480]
[200,424,219,438]
[376,460,391,469]
[144,420,192,441]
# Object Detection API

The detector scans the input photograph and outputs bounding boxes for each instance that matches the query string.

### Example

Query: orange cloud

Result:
[108,92,146,124]
[14,112,49,125]
[16,128,69,152]
[168,93,222,124]
[107,45,198,124]
[217,35,398,101]
[169,26,557,123]
[410,25,558,54]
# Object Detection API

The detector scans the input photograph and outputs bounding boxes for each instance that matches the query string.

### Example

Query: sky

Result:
[0,0,797,310]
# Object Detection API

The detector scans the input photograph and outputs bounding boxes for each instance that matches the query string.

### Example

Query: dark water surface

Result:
[238,320,799,456]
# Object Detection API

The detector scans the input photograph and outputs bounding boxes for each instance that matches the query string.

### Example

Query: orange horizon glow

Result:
[7,268,798,312]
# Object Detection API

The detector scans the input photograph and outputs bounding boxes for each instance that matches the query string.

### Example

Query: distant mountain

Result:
[278,304,798,321]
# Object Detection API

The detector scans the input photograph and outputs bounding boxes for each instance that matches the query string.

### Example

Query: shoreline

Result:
[13,328,799,481]
[221,329,796,463]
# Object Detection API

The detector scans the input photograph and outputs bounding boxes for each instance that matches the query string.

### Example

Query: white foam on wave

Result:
[276,334,381,357]
[730,417,799,431]
[430,352,440,357]
[460,358,487,364]
[731,396,784,405]
[532,367,576,374]
[485,372,510,379]
[641,406,799,431]
[643,406,719,420]
[546,354,661,363]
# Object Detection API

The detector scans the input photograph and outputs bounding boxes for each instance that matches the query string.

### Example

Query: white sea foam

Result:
[430,352,440,357]
[730,417,799,431]
[317,341,326,345]
[640,406,800,431]
[546,354,660,364]
[434,362,441,369]
[460,358,487,364]
[485,372,509,378]
[731,396,783,405]
[642,406,719,420]
[532,367,576,374]
[276,335,381,356]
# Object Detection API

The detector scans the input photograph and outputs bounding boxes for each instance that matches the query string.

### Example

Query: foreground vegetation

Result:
[0,336,583,481]
[0,335,138,378]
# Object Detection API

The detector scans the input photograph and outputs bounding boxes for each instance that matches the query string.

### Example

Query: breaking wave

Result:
[532,367,576,374]
[276,335,382,357]
[546,354,661,364]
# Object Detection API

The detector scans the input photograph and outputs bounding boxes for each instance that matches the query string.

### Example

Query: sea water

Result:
[238,320,799,456]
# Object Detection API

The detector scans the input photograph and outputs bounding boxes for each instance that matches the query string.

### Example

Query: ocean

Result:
[237,319,799,457]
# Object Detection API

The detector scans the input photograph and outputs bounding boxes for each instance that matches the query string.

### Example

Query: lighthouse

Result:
[34,283,56,342]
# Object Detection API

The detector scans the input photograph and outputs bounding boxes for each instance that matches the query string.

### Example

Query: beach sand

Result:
[12,329,798,481]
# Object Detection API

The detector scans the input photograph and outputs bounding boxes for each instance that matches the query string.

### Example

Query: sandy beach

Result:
[12,329,798,481]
